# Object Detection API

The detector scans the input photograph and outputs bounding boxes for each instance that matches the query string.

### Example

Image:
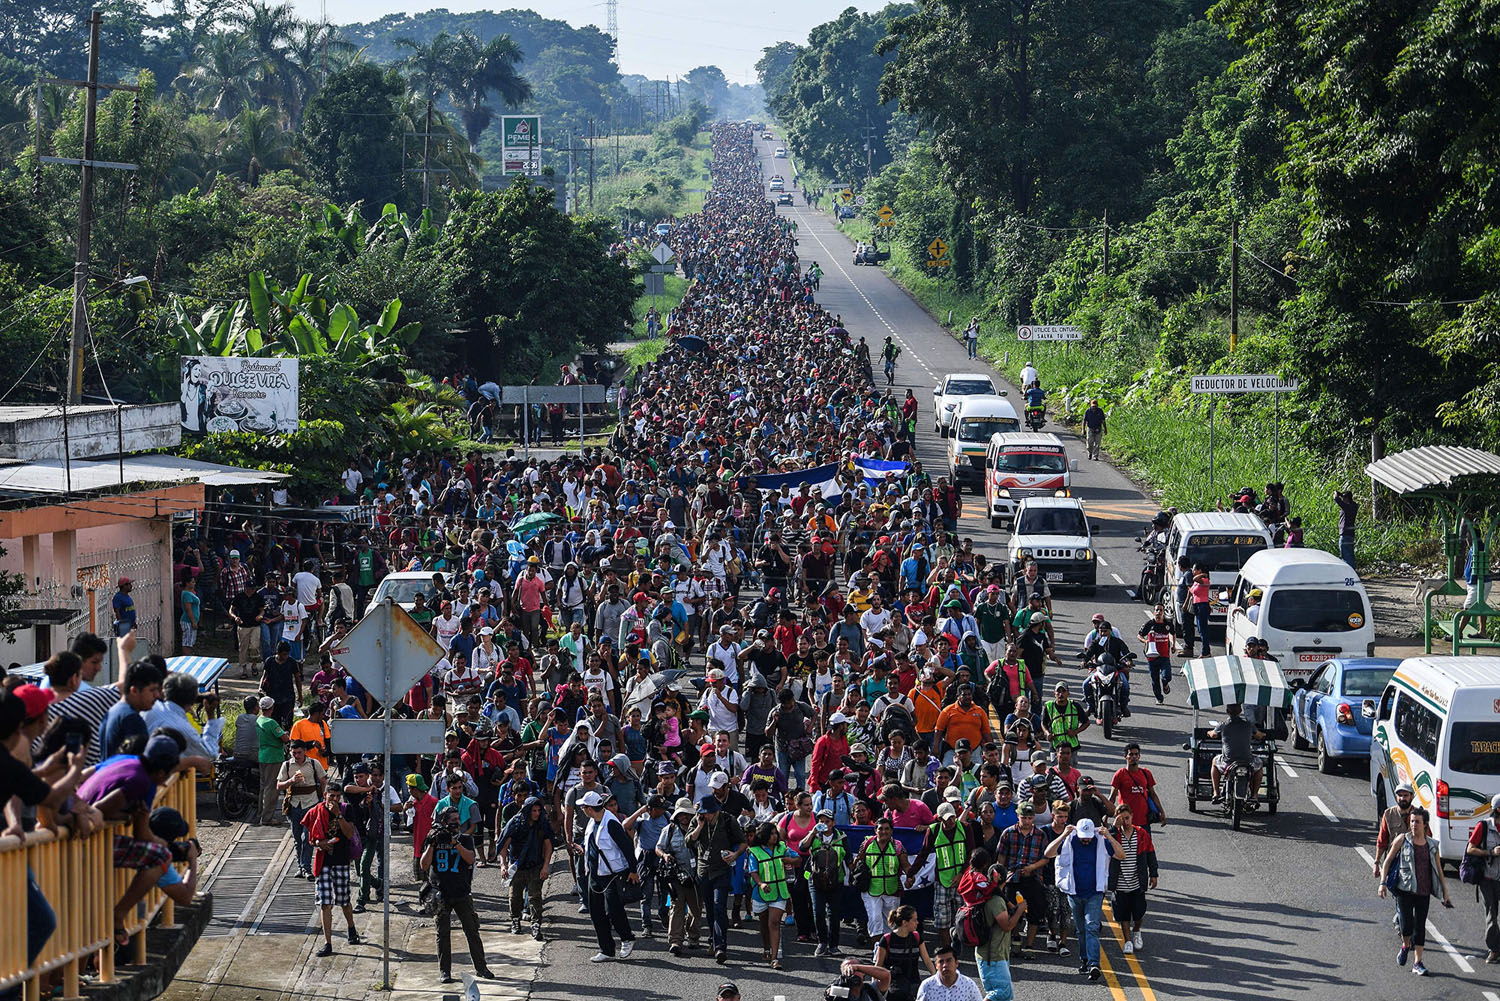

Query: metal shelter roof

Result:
[1366,446,1500,496]
[0,454,287,497]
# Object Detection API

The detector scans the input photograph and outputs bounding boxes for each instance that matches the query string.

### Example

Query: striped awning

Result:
[7,661,43,680]
[1181,656,1294,711]
[165,655,230,691]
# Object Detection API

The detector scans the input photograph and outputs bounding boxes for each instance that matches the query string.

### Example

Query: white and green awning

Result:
[1181,656,1294,711]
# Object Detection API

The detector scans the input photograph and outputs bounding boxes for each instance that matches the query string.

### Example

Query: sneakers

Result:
[1132,931,1144,950]
[716,950,728,965]
[315,942,334,958]
[1488,950,1499,964]
[475,967,495,980]
[1056,945,1071,957]
[532,923,544,942]
[578,902,590,914]
[620,941,635,960]
[440,975,457,985]
[669,944,682,957]
[639,926,654,939]
[1413,961,1428,976]
[1398,945,1409,966]
[1088,967,1102,982]
[347,928,363,945]
[590,952,611,963]
[510,919,522,935]
[1122,941,1134,955]
[1163,682,1171,695]
[813,946,827,958]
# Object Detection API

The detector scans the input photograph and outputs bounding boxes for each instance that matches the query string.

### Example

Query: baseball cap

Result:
[1091,612,1105,622]
[258,695,276,711]
[149,806,190,841]
[707,668,726,681]
[1076,818,1098,839]
[229,549,241,558]
[118,576,132,588]
[1396,781,1415,794]
[1017,802,1036,816]
[708,771,730,789]
[815,806,834,819]
[829,712,849,726]
[143,735,181,769]
[954,738,972,751]
[936,803,957,820]
[1030,611,1047,624]
[13,684,54,720]
[717,982,740,998]
[578,790,607,809]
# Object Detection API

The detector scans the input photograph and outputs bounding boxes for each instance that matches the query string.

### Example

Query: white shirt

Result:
[433,613,462,651]
[292,570,321,606]
[860,607,893,636]
[342,467,363,494]
[706,640,739,677]
[699,684,739,733]
[916,973,985,1001]
[1019,365,1039,388]
[280,601,307,642]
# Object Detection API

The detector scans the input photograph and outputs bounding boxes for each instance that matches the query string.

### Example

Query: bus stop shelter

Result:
[1367,446,1500,654]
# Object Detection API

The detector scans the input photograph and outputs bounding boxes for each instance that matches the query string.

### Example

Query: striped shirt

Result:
[1115,828,1142,892]
[38,684,122,765]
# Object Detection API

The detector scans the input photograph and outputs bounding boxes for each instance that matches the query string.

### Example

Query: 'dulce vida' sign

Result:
[1189,374,1300,394]
[180,356,300,434]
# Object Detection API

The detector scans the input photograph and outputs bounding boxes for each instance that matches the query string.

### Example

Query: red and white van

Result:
[984,432,1073,528]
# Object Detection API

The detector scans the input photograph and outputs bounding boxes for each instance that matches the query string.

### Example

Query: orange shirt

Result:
[290,718,331,768]
[909,684,947,733]
[935,702,991,749]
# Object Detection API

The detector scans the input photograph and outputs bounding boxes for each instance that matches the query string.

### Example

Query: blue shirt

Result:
[101,700,147,758]
[1069,835,1100,896]
[113,590,136,630]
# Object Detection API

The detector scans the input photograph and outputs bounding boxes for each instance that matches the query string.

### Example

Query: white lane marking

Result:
[1277,760,1299,779]
[1096,555,1109,567]
[798,214,938,380]
[1308,795,1339,822]
[1425,920,1474,973]
[1110,572,1125,585]
[1481,991,1498,1001]
[1354,846,1376,867]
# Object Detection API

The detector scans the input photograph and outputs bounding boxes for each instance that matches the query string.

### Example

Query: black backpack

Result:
[809,839,844,892]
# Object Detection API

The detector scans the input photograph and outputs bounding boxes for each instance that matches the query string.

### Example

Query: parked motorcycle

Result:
[1133,528,1168,604]
[216,755,258,822]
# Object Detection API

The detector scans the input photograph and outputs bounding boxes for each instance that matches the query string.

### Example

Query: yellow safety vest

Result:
[750,845,790,902]
[863,839,901,897]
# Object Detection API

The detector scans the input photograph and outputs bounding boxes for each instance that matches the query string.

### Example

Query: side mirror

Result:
[998,390,1008,397]
[1361,699,1377,719]
[933,386,941,395]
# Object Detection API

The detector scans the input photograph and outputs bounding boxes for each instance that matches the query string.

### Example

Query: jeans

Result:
[588,876,636,957]
[287,804,313,874]
[966,337,979,360]
[702,871,733,952]
[1339,533,1356,569]
[809,884,841,950]
[976,958,1014,1001]
[260,621,283,658]
[1146,656,1171,700]
[1069,892,1104,968]
[1484,879,1500,955]
[559,606,585,628]
[640,871,669,931]
[1192,602,1212,655]
[777,749,808,790]
[435,894,487,975]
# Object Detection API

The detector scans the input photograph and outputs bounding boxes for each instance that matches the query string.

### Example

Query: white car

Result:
[774,147,787,158]
[364,570,449,617]
[769,177,784,191]
[932,372,998,436]
[1008,497,1097,592]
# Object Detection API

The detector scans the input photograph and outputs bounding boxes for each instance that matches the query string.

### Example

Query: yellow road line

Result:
[1097,943,1131,1000]
[1102,898,1159,1001]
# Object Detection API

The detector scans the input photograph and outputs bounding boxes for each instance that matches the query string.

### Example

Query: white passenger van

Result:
[1224,549,1375,683]
[1164,512,1272,633]
[1371,657,1500,861]
[984,432,1073,528]
[947,395,1019,493]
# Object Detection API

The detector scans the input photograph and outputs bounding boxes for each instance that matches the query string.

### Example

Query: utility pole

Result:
[421,99,433,210]
[1229,214,1239,353]
[567,127,574,214]
[588,117,595,212]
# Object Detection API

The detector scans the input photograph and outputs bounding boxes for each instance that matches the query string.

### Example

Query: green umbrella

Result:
[510,512,562,540]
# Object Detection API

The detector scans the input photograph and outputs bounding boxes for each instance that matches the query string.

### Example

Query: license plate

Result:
[1298,651,1334,663]
[1046,572,1063,582]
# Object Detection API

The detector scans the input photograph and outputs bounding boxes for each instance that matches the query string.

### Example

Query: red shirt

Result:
[1110,765,1157,822]
[515,574,547,612]
[774,623,802,659]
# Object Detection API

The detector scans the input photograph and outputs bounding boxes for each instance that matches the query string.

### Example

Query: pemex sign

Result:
[501,115,542,175]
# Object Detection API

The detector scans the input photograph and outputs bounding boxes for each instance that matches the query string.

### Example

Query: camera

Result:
[168,837,200,863]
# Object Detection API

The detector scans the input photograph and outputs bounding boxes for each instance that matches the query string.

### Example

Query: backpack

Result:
[951,867,1001,948]
[809,839,844,892]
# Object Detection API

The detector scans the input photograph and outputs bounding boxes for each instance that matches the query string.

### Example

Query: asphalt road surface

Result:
[527,138,1495,1001]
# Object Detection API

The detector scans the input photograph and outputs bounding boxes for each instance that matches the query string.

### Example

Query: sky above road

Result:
[288,0,889,80]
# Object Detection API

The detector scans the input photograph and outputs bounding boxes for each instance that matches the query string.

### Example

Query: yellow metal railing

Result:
[0,769,197,999]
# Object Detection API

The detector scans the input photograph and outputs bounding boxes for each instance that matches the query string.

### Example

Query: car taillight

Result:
[1336,702,1354,724]
[1437,779,1450,819]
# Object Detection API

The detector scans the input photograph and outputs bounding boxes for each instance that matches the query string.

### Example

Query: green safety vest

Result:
[1044,700,1083,749]
[862,839,901,897]
[750,845,790,903]
[356,550,376,587]
[934,824,968,888]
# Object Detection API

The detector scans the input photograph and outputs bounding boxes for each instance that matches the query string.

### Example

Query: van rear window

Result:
[1265,588,1367,632]
[1450,722,1500,775]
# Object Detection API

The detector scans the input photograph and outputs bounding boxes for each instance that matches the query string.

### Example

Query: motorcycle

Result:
[216,755,259,822]
[1024,404,1046,432]
[1221,760,1259,831]
[1082,653,1132,741]
[1133,528,1168,604]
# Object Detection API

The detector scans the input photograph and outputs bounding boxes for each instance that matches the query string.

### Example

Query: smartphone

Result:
[65,731,83,754]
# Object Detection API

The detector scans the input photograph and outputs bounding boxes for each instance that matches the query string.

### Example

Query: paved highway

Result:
[529,138,1495,1001]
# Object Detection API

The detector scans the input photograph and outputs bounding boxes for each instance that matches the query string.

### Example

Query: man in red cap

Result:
[111,577,136,638]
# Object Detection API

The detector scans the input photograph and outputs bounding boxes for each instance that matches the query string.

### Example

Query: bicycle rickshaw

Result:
[1182,655,1292,828]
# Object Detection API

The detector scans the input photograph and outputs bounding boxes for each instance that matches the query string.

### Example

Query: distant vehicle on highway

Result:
[1290,657,1398,772]
[774,147,787,157]
[933,372,997,436]
[762,131,774,140]
[769,177,784,191]
[654,222,672,238]
[365,570,448,617]
[776,191,794,205]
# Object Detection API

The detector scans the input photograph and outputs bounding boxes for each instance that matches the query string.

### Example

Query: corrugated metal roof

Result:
[0,454,287,496]
[1366,446,1500,495]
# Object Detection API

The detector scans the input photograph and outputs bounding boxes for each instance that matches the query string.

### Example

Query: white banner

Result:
[180,356,299,434]
[1016,325,1083,341]
[1189,374,1300,394]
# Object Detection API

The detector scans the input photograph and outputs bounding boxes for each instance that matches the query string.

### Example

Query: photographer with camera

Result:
[420,805,495,984]
[147,806,201,906]
[828,959,891,1001]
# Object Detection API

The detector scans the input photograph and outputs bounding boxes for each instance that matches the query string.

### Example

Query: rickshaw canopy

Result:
[1181,656,1294,711]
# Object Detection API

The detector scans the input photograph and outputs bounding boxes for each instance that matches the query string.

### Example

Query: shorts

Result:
[932,881,958,933]
[751,894,786,915]
[180,624,197,647]
[315,864,352,907]
[114,836,171,870]
[1214,753,1264,772]
[1113,888,1147,923]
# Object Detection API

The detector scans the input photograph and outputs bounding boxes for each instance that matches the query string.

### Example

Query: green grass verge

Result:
[632,274,688,338]
[831,214,1431,564]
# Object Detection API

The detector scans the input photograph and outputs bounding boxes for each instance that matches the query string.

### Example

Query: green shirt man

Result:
[255,712,288,764]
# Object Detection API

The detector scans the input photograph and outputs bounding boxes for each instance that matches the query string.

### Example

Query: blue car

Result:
[1290,657,1399,773]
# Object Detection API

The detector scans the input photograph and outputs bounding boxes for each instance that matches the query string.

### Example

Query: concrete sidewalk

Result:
[165,821,543,1001]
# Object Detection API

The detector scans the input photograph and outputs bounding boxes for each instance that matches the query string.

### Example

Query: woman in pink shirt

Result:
[1188,565,1213,656]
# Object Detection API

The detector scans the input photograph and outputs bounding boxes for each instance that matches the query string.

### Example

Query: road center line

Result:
[1424,920,1475,973]
[1097,555,1109,567]
[1354,846,1376,867]
[1308,795,1339,821]
[1102,898,1159,1001]
[1481,990,1499,1001]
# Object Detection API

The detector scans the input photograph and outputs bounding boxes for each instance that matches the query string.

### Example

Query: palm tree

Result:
[445,32,532,151]
[284,20,355,127]
[225,0,299,118]
[395,32,456,105]
[173,32,256,118]
[219,106,295,185]
[168,115,226,192]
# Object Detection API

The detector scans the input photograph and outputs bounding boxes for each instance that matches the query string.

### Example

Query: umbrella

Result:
[677,334,707,353]
[509,512,561,541]
[1180,656,1294,711]
[623,669,687,715]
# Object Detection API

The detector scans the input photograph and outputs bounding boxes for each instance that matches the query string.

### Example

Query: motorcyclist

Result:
[1207,703,1265,804]
[1079,620,1133,718]
[1019,362,1040,391]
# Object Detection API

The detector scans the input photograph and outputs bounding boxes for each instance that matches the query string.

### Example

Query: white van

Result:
[1164,513,1272,632]
[1224,549,1375,682]
[1371,657,1500,860]
[984,432,1074,528]
[947,395,1019,493]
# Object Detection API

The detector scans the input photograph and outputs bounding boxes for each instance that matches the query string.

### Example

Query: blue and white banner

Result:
[856,457,908,489]
[747,462,843,503]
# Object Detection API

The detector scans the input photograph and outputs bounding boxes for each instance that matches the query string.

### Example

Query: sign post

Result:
[328,599,444,991]
[925,237,952,269]
[1189,375,1300,488]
